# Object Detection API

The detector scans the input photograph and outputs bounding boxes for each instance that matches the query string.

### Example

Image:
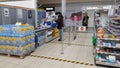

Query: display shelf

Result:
[110,24,120,29]
[109,26,120,33]
[97,51,120,56]
[110,20,120,24]
[94,10,120,68]
[97,45,120,49]
[105,27,120,36]
[96,61,120,68]
[97,38,120,41]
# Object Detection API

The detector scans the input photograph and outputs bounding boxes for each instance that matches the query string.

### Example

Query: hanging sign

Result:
[28,10,32,19]
[17,9,23,19]
[45,7,55,11]
[4,8,9,17]
[78,26,86,31]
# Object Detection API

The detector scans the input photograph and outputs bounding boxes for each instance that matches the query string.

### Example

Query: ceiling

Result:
[0,0,28,2]
[38,0,117,4]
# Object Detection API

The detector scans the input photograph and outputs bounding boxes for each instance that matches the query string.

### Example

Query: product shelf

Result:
[110,23,120,28]
[109,26,120,33]
[105,27,120,36]
[94,10,120,68]
[97,45,120,49]
[97,51,120,56]
[97,38,120,41]
[110,20,120,24]
[96,61,120,68]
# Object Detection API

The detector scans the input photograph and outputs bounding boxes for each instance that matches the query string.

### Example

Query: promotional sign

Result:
[4,8,9,17]
[42,10,46,18]
[78,26,86,31]
[17,9,23,19]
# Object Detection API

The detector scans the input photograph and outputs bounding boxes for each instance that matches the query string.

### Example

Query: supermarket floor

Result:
[0,28,107,68]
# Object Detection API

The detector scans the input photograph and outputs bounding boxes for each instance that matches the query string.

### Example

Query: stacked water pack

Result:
[0,24,35,56]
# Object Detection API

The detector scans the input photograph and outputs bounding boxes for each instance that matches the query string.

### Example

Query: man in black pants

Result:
[82,13,89,29]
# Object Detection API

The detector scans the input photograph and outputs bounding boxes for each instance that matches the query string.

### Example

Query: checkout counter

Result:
[35,27,55,48]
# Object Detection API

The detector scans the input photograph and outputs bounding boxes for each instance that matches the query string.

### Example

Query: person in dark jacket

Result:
[82,13,89,29]
[55,12,64,41]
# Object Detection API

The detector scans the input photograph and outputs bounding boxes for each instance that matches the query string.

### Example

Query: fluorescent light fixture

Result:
[86,7,98,10]
[103,5,112,9]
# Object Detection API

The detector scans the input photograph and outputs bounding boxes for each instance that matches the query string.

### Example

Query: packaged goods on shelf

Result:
[0,24,35,56]
[94,9,120,67]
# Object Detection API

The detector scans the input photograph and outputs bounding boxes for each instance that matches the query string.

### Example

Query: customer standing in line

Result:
[55,12,64,41]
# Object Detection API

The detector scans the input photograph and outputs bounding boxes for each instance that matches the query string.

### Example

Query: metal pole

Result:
[61,0,66,54]
[74,16,77,40]
[68,26,71,46]
[62,0,66,18]
[34,0,38,27]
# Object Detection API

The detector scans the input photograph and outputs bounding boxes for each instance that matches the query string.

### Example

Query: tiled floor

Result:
[0,28,107,68]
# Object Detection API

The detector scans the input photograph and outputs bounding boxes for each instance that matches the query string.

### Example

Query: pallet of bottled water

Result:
[0,24,35,58]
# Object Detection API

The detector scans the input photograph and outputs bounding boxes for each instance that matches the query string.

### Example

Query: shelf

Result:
[96,61,120,68]
[47,34,53,37]
[97,45,120,49]
[110,20,120,24]
[109,26,120,33]
[105,27,120,36]
[110,24,120,29]
[97,38,120,41]
[97,51,120,56]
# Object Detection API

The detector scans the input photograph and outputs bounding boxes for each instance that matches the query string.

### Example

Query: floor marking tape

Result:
[30,55,94,66]
[50,42,92,47]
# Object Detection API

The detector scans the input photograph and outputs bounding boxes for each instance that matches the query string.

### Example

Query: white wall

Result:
[0,0,35,9]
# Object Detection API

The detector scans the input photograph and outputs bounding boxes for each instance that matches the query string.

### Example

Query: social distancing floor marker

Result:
[30,55,94,66]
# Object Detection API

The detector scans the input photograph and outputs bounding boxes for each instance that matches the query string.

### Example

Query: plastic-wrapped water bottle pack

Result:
[0,24,35,56]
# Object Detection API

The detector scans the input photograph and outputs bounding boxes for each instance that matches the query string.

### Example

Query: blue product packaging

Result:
[111,42,116,47]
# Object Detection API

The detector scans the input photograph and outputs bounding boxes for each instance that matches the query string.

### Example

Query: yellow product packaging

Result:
[11,38,17,42]
[32,26,34,30]
[20,38,25,42]
[27,44,30,48]
[27,45,29,49]
[20,28,25,32]
[0,46,2,49]
[11,46,14,51]
[6,45,10,50]
[26,28,29,31]
[27,36,29,39]
[6,37,10,43]
[1,45,5,49]
[23,37,25,41]
[21,47,25,52]
[0,37,4,41]
[111,35,115,39]
[24,45,27,50]
[10,46,13,51]
[0,27,2,32]
[26,45,29,49]
[31,35,35,38]
[12,46,18,51]
[31,43,35,47]
[29,44,32,47]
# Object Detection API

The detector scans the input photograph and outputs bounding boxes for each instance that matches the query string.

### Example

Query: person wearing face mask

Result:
[55,12,64,41]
